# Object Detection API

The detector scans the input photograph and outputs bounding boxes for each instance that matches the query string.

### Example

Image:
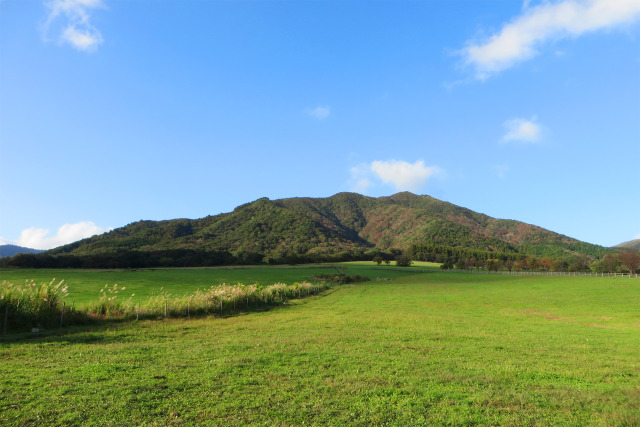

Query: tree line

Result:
[408,242,640,274]
[436,252,640,274]
[0,247,402,269]
[2,244,638,274]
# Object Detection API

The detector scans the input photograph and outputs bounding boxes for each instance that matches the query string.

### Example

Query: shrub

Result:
[395,255,413,267]
[312,274,370,284]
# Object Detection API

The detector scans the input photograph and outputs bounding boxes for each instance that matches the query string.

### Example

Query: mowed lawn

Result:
[1,269,639,425]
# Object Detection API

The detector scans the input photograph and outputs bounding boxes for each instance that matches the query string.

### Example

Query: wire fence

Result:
[446,269,639,278]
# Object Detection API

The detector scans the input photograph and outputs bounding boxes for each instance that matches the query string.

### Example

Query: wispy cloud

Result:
[350,159,442,193]
[462,0,640,79]
[307,106,331,120]
[502,116,542,143]
[42,0,105,52]
[348,165,373,193]
[9,221,111,250]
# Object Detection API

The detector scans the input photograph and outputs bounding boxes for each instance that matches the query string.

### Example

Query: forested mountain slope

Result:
[616,239,640,251]
[46,192,610,263]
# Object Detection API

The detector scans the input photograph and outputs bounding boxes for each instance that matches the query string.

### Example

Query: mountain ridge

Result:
[44,192,610,264]
[0,245,44,257]
[616,239,640,251]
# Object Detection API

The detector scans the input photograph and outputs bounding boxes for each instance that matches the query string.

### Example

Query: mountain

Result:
[46,192,610,264]
[0,245,44,257]
[616,239,640,251]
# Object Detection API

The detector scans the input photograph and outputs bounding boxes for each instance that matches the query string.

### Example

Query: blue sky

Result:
[1,0,639,250]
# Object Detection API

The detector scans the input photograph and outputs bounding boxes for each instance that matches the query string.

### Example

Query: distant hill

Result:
[0,245,44,257]
[616,239,640,251]
[45,192,611,265]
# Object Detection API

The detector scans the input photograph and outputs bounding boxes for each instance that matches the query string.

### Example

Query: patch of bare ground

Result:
[524,309,618,329]
[522,309,567,322]
[585,323,617,330]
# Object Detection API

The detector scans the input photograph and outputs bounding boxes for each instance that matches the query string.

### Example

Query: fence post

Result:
[164,300,167,318]
[3,304,8,337]
[60,302,65,329]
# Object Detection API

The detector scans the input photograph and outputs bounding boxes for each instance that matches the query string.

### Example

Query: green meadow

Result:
[1,265,639,425]
[0,262,431,307]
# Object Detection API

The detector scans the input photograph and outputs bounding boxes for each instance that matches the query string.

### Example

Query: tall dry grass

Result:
[0,280,330,333]
[86,281,329,320]
[0,279,70,330]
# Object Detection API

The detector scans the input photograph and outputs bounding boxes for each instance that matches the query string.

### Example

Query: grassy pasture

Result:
[0,263,431,307]
[0,267,639,425]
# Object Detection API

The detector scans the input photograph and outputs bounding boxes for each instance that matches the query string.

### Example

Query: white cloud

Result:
[14,221,111,250]
[462,0,640,79]
[635,231,640,239]
[353,179,372,193]
[348,165,373,193]
[307,106,331,120]
[348,160,442,193]
[502,117,542,143]
[43,0,105,52]
[62,25,103,51]
[371,160,441,192]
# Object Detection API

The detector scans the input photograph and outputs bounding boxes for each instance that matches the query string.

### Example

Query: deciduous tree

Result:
[513,259,527,271]
[485,259,500,272]
[540,258,553,271]
[551,259,567,272]
[602,254,620,273]
[618,251,640,274]
[504,260,514,272]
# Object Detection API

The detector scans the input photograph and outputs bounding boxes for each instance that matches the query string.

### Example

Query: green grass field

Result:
[0,262,435,307]
[1,265,639,425]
